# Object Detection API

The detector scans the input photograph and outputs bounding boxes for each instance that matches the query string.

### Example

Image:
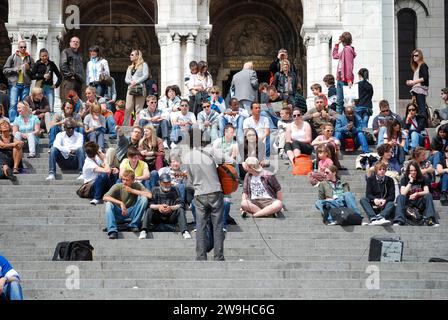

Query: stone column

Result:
[36,30,48,61]
[157,33,170,92]
[318,32,332,86]
[304,34,317,107]
[171,33,182,89]
[185,33,195,67]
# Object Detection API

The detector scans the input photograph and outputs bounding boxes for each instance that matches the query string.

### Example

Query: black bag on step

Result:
[52,240,94,261]
[329,207,362,226]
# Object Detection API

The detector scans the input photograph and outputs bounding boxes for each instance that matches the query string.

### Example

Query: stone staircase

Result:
[1,136,448,300]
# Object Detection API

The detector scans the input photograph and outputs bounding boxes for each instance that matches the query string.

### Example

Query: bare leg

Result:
[13,147,22,170]
[240,199,262,215]
[253,200,283,218]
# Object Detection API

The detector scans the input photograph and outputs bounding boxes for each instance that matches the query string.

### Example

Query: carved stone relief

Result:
[222,20,277,57]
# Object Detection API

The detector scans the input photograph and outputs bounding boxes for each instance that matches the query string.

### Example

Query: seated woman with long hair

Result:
[138,125,165,171]
[384,118,406,165]
[311,122,341,169]
[394,160,439,226]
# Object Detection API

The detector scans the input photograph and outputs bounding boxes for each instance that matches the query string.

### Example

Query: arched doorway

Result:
[62,0,159,100]
[208,0,305,98]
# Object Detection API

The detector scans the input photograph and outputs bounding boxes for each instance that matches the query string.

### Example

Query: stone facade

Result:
[0,0,446,115]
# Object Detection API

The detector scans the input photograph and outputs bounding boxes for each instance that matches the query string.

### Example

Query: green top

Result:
[105,182,145,208]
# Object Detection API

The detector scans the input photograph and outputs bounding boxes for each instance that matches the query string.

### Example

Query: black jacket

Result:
[357,79,374,109]
[60,48,85,83]
[418,63,429,87]
[31,59,62,88]
[365,175,395,203]
[404,114,427,132]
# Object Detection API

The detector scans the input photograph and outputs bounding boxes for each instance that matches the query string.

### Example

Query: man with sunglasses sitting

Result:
[46,118,85,181]
[372,100,403,147]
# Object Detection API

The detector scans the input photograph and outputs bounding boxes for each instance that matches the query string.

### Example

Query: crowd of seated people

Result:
[0,37,444,244]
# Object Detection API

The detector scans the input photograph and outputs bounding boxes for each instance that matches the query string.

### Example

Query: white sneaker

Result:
[327,221,337,226]
[375,218,392,226]
[170,142,177,149]
[362,222,369,226]
[182,231,192,239]
[163,140,169,149]
[223,228,227,233]
[45,174,55,181]
[138,230,147,239]
[90,199,102,205]
[76,174,84,180]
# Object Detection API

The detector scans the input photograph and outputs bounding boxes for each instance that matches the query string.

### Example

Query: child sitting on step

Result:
[308,145,333,186]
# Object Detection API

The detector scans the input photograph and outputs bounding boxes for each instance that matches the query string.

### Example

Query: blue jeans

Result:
[409,131,423,150]
[175,182,186,204]
[48,147,85,174]
[376,126,387,147]
[142,170,160,191]
[105,196,148,234]
[105,115,116,137]
[88,129,105,150]
[440,174,448,192]
[394,194,437,224]
[336,80,348,115]
[170,125,191,144]
[335,130,369,153]
[261,109,279,130]
[355,106,370,129]
[43,85,55,113]
[139,119,169,140]
[91,173,119,200]
[0,281,23,300]
[315,192,362,222]
[9,84,30,122]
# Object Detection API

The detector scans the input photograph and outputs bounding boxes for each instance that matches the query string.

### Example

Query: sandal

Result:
[13,168,20,174]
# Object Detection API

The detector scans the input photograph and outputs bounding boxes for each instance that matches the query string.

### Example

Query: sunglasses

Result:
[65,127,74,130]
[381,109,390,113]
[19,46,26,49]
[293,114,301,118]
[413,54,419,57]
[325,129,334,133]
[147,101,156,103]
[211,91,219,94]
[203,106,211,108]
[408,108,417,112]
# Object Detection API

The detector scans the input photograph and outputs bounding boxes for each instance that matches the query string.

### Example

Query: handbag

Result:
[99,73,113,86]
[76,180,94,198]
[423,130,431,150]
[405,205,422,222]
[129,84,143,96]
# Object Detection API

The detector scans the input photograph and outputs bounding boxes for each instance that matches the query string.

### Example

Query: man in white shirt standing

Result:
[46,118,85,181]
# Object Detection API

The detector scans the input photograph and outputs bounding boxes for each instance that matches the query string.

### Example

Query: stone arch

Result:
[394,0,429,17]
[208,0,304,97]
[62,0,159,100]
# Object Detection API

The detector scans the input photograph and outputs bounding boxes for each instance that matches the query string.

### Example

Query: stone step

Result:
[19,288,448,300]
[18,278,448,290]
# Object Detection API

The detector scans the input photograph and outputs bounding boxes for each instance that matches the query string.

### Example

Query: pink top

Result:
[332,44,357,83]
[318,158,333,172]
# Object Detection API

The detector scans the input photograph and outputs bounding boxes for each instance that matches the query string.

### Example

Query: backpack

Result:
[217,164,239,195]
[52,240,94,261]
[329,207,362,226]
[292,154,313,176]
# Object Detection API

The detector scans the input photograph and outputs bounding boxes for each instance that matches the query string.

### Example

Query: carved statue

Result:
[95,30,109,56]
[110,27,124,58]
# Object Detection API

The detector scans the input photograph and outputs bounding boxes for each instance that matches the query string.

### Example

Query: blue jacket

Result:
[335,113,363,135]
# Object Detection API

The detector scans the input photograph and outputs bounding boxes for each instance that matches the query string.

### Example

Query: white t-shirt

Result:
[171,111,197,126]
[82,155,102,183]
[243,116,270,140]
[250,175,272,200]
